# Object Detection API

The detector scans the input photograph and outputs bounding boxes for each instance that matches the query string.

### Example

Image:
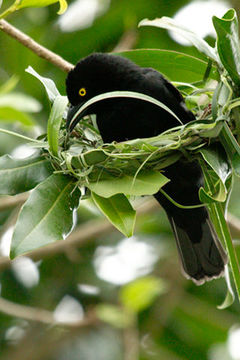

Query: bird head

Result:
[66,52,142,130]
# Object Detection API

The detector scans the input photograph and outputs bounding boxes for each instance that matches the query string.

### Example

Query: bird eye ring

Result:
[79,87,86,96]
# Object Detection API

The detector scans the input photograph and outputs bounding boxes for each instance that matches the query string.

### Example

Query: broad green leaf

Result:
[87,171,169,198]
[119,49,218,82]
[92,192,136,237]
[47,95,68,156]
[25,66,60,102]
[119,276,167,313]
[0,154,53,195]
[96,304,133,328]
[0,93,41,112]
[139,17,217,62]
[213,9,240,86]
[0,107,35,126]
[10,174,80,258]
[17,0,67,14]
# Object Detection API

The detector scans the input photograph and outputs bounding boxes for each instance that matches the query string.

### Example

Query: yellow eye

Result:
[79,87,86,97]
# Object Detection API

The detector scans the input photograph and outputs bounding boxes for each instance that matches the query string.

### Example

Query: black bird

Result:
[66,53,227,284]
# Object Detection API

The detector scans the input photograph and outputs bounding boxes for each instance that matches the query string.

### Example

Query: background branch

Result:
[0,19,73,72]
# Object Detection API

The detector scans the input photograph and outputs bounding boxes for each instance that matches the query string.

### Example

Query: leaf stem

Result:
[0,128,43,143]
[159,188,206,209]
[0,19,73,72]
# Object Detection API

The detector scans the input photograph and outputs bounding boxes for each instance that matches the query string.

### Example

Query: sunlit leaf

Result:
[17,0,67,14]
[0,154,53,195]
[92,192,136,237]
[47,95,68,156]
[25,66,60,102]
[10,174,80,258]
[139,17,217,61]
[120,276,167,313]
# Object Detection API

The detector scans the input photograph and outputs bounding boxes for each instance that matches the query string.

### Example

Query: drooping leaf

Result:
[92,192,136,237]
[218,267,234,309]
[139,17,217,62]
[200,144,231,186]
[119,276,167,313]
[0,107,35,126]
[0,93,41,112]
[25,66,60,102]
[17,0,67,14]
[10,174,80,258]
[213,9,240,86]
[47,95,68,156]
[119,49,218,82]
[87,171,169,198]
[68,90,183,131]
[0,154,53,195]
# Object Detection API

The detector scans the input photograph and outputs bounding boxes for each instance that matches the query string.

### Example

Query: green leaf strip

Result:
[68,90,183,131]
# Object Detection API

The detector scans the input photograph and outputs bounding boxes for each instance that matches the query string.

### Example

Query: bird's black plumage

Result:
[66,53,227,284]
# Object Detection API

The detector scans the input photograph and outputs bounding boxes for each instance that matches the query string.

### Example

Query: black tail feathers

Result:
[168,214,227,284]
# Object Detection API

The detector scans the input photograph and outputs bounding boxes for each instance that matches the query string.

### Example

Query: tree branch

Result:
[0,199,159,270]
[0,19,74,72]
[0,295,97,326]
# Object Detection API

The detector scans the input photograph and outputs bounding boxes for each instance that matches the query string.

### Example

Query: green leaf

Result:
[10,174,80,258]
[0,93,41,113]
[0,107,35,126]
[68,90,183,131]
[217,289,234,310]
[119,49,218,83]
[47,95,68,156]
[139,17,217,62]
[87,171,169,198]
[0,75,19,95]
[119,276,167,313]
[213,9,240,85]
[92,192,136,237]
[17,0,67,14]
[218,266,234,310]
[25,66,60,102]
[232,153,240,177]
[96,304,133,328]
[199,143,231,203]
[0,154,53,195]
[200,144,231,186]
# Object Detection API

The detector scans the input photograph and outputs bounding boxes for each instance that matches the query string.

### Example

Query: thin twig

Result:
[0,295,97,326]
[0,19,74,72]
[0,192,28,211]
